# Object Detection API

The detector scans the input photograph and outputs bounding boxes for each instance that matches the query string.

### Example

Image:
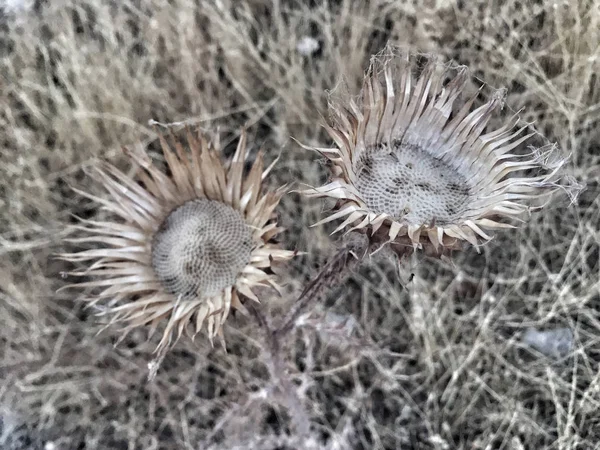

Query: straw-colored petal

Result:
[59,128,294,361]
[302,44,568,251]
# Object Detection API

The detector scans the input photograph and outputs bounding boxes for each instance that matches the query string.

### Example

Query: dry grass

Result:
[1,0,599,448]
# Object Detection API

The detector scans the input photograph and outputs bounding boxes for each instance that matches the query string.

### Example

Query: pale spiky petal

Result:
[302,45,571,252]
[59,129,295,356]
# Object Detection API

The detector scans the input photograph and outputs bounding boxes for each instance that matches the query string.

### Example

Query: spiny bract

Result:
[301,45,569,253]
[59,128,295,354]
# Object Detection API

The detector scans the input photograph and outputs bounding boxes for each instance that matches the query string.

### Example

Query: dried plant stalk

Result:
[275,232,371,337]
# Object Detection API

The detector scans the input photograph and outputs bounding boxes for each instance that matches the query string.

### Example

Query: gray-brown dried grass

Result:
[1,0,599,449]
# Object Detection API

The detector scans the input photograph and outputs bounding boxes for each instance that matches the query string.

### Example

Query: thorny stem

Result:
[274,231,372,338]
[249,305,312,438]
[247,232,374,438]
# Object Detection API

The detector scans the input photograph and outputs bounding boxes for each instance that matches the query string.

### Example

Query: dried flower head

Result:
[59,129,295,354]
[302,47,569,253]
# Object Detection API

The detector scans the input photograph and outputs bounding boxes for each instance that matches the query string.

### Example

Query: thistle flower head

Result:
[59,129,295,354]
[302,46,571,252]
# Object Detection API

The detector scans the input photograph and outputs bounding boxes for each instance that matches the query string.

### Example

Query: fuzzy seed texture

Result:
[302,45,569,252]
[59,130,295,353]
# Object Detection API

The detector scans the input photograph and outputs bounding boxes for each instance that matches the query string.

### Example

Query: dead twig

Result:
[249,305,312,439]
[274,232,372,338]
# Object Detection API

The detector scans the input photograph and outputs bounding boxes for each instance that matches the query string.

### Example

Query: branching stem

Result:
[247,232,377,438]
[249,305,311,438]
[275,231,372,337]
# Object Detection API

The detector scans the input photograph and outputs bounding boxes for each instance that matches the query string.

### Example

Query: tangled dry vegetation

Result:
[1,0,599,449]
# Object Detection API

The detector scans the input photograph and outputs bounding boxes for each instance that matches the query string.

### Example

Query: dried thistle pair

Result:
[58,47,572,358]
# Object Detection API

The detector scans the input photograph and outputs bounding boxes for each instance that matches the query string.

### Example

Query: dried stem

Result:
[274,231,372,337]
[246,232,374,438]
[247,232,419,438]
[249,305,312,438]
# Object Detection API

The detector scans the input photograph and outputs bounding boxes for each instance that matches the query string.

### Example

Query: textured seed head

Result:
[355,141,472,225]
[59,129,296,363]
[302,46,575,251]
[151,199,253,299]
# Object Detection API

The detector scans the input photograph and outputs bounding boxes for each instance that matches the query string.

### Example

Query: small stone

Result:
[1,0,32,13]
[296,36,320,56]
[522,327,574,359]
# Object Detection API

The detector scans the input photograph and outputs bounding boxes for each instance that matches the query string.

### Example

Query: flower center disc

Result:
[354,141,472,225]
[151,199,253,299]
